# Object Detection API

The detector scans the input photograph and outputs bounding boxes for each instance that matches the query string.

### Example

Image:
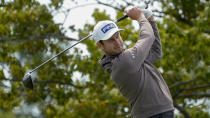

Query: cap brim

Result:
[100,29,124,41]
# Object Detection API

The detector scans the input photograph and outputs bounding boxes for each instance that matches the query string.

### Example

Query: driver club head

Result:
[22,73,34,89]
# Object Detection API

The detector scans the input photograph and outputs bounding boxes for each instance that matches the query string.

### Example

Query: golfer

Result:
[92,7,174,118]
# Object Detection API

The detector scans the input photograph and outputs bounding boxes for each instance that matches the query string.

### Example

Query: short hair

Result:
[99,40,104,45]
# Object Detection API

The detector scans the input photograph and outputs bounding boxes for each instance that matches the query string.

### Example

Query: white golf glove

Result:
[125,6,153,19]
[141,9,153,19]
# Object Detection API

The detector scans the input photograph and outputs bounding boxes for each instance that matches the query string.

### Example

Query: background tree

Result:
[0,0,209,118]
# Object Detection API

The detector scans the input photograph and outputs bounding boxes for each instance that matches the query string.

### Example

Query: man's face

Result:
[97,32,124,56]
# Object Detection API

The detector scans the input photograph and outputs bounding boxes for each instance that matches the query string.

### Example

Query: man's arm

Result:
[146,16,162,63]
[125,7,155,68]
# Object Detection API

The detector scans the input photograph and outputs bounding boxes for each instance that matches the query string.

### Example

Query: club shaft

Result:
[115,15,128,23]
[29,34,92,74]
[29,2,150,74]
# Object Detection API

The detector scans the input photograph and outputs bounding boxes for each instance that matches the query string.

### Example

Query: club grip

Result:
[116,3,149,23]
[115,15,128,23]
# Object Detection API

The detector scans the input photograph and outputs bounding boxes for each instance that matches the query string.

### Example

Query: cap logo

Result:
[101,23,116,33]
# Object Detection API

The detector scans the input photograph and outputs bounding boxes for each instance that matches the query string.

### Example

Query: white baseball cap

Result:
[92,20,124,42]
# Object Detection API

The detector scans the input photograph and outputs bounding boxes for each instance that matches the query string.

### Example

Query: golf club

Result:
[23,34,92,89]
[23,2,150,89]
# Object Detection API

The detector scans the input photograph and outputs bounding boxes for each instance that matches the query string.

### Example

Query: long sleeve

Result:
[129,18,155,69]
[146,21,162,63]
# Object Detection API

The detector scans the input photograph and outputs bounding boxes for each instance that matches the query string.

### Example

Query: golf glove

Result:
[125,6,153,19]
[141,9,153,19]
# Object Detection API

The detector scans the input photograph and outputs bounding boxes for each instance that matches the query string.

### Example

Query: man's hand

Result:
[124,7,145,21]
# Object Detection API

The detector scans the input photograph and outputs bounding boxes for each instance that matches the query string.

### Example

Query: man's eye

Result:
[108,39,113,42]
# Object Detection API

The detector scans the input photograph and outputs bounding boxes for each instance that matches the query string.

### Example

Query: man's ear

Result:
[96,42,104,50]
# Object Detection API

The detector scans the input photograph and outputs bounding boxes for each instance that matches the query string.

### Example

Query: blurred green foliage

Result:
[0,0,209,118]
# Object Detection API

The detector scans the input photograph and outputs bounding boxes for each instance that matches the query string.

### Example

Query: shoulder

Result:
[111,49,138,73]
[112,49,134,63]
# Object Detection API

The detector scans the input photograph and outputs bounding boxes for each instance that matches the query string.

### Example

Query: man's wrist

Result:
[137,14,146,22]
[148,15,155,21]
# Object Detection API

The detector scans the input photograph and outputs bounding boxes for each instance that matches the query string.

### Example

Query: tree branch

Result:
[1,78,84,89]
[173,84,210,98]
[174,103,191,118]
[172,88,184,99]
[204,29,210,34]
[152,9,165,14]
[61,2,99,26]
[121,0,134,6]
[33,79,84,89]
[175,15,194,27]
[95,0,122,11]
[0,4,8,7]
[153,9,194,26]
[176,93,210,98]
[0,33,78,42]
[169,78,199,89]
[152,9,209,34]
[182,84,210,91]
[0,83,9,88]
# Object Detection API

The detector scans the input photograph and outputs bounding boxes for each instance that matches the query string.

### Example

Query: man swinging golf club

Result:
[92,7,174,118]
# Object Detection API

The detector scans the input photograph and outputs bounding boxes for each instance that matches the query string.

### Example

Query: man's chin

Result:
[112,50,123,56]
